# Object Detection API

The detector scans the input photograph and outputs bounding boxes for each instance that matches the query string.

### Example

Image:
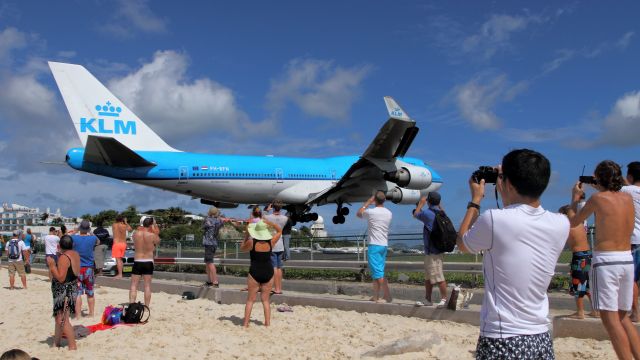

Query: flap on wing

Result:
[84,135,156,168]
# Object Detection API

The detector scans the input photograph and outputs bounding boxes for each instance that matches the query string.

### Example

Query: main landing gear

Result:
[332,204,349,224]
[290,212,318,225]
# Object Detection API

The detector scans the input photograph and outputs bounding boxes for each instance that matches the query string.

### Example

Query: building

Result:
[0,203,76,236]
[310,216,328,238]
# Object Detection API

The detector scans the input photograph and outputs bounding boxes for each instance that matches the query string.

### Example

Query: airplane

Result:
[48,62,443,225]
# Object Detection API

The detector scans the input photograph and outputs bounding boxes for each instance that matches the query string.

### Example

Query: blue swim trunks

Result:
[367,245,387,280]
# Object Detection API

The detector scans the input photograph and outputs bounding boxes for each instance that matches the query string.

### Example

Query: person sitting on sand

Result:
[47,235,80,351]
[240,207,282,327]
[559,205,598,319]
[569,160,640,359]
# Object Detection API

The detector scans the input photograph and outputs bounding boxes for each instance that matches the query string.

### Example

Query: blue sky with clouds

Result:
[0,1,638,233]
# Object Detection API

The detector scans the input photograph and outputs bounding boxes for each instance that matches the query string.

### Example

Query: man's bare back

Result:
[133,225,160,260]
[568,224,590,252]
[112,221,132,244]
[572,190,634,251]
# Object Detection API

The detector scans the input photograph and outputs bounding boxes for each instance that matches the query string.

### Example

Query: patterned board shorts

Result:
[76,267,95,297]
[570,250,592,298]
[476,332,554,360]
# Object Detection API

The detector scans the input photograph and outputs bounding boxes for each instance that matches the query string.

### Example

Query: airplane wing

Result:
[83,135,156,168]
[306,97,418,205]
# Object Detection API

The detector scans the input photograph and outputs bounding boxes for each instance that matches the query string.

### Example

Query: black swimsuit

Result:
[51,253,78,317]
[249,239,274,284]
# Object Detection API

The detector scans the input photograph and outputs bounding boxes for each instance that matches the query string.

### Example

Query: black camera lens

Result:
[472,166,499,184]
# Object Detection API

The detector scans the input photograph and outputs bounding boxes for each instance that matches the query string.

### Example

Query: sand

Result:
[0,272,615,359]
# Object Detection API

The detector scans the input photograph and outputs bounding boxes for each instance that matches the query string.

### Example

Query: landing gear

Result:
[289,212,318,224]
[332,203,349,224]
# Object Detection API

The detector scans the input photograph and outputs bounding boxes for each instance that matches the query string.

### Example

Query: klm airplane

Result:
[49,62,442,224]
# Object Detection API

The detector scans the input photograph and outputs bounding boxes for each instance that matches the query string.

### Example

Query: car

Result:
[102,249,136,276]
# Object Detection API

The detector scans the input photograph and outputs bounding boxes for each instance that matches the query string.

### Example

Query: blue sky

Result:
[0,1,638,233]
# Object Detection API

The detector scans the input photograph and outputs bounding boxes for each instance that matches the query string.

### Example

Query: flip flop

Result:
[270,291,283,295]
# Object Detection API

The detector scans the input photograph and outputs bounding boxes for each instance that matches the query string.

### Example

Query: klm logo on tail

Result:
[80,101,137,135]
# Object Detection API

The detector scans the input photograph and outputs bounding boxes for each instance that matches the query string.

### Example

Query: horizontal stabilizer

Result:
[84,135,156,168]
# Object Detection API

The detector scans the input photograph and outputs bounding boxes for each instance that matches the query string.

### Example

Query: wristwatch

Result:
[467,202,480,210]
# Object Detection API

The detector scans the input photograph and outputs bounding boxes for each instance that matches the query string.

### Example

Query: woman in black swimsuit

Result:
[240,207,282,327]
[46,235,81,350]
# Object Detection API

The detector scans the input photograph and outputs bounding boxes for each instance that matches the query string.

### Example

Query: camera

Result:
[579,176,597,185]
[472,166,499,184]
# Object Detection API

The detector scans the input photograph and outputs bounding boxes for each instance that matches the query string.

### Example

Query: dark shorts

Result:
[632,244,640,282]
[132,261,154,275]
[204,245,217,264]
[46,254,58,268]
[271,251,284,269]
[476,332,554,360]
[570,250,592,298]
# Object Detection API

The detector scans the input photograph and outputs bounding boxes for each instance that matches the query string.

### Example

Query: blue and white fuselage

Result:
[66,149,442,205]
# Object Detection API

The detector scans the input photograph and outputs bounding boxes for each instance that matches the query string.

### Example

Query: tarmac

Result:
[28,267,632,341]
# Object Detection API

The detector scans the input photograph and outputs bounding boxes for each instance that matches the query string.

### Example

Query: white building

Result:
[0,203,76,236]
[310,216,328,238]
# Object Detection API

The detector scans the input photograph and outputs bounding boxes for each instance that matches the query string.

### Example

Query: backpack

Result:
[122,302,150,324]
[101,305,123,326]
[8,240,20,260]
[429,209,457,253]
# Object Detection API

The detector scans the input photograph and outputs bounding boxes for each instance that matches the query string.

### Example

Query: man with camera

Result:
[622,162,640,323]
[570,160,640,359]
[413,192,448,308]
[357,191,393,303]
[457,149,569,359]
[130,217,160,307]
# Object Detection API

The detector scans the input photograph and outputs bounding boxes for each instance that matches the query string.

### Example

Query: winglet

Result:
[383,96,411,121]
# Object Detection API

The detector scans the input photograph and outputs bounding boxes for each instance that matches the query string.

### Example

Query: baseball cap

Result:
[12,229,22,236]
[78,220,91,232]
[427,192,441,205]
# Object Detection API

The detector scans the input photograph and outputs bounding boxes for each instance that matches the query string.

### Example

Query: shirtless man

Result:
[570,160,640,359]
[129,217,160,306]
[112,215,132,279]
[559,205,598,319]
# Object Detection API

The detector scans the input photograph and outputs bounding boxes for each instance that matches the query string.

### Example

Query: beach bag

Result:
[430,210,457,253]
[101,305,123,326]
[122,302,150,324]
[8,240,20,260]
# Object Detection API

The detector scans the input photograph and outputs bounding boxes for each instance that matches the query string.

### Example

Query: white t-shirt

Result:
[264,213,289,252]
[621,185,640,245]
[44,234,61,255]
[461,204,569,338]
[363,207,392,247]
[6,239,26,262]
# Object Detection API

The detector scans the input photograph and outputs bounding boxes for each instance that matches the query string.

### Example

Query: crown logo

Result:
[95,101,122,117]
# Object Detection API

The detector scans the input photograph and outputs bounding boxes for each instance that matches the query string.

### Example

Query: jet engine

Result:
[384,163,432,190]
[385,187,422,204]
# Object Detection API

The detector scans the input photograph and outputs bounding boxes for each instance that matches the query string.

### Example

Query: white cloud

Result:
[542,49,575,74]
[596,91,640,147]
[267,58,371,122]
[107,50,269,145]
[617,31,635,49]
[0,27,28,63]
[462,14,542,59]
[102,0,167,37]
[452,74,527,130]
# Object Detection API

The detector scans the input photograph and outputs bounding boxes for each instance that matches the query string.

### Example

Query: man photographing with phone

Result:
[569,160,640,359]
[456,149,569,359]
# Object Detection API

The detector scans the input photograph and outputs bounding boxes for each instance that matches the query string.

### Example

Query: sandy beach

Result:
[0,272,615,359]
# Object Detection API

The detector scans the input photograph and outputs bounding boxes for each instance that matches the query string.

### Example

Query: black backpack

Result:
[8,240,20,260]
[122,302,150,324]
[429,209,457,253]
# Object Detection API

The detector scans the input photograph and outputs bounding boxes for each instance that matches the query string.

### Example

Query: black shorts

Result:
[132,261,154,275]
[204,245,217,264]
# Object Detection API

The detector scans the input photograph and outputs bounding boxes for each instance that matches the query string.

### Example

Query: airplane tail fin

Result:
[48,61,177,152]
[383,96,412,121]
